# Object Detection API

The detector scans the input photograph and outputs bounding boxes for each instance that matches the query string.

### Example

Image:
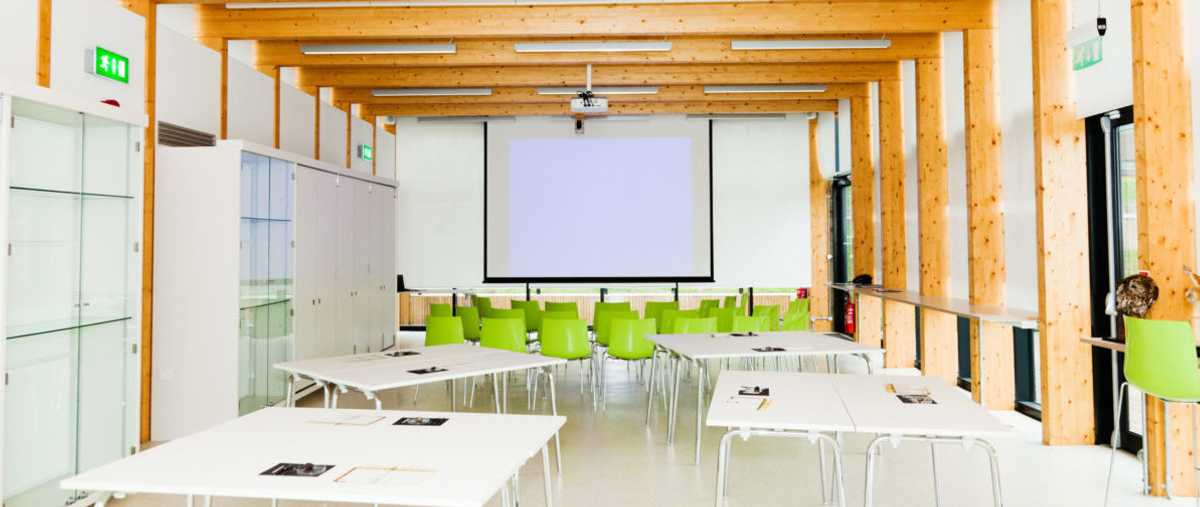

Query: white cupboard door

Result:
[353,180,371,353]
[315,170,339,358]
[292,168,318,361]
[336,177,358,354]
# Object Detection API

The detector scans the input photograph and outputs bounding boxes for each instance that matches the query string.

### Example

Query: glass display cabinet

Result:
[2,95,143,506]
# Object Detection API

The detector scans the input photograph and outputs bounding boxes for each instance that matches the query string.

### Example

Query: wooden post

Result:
[272,67,281,149]
[850,95,876,281]
[915,55,957,384]
[879,77,907,290]
[36,0,51,87]
[1131,0,1198,496]
[139,0,157,445]
[808,118,832,331]
[313,87,321,160]
[857,294,884,349]
[219,39,228,140]
[964,26,1015,410]
[884,301,917,368]
[1030,0,1095,446]
[345,105,352,168]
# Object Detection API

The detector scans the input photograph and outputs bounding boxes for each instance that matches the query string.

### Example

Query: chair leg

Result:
[1104,382,1129,507]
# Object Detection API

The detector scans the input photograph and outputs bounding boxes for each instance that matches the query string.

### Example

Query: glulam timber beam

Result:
[299,63,901,89]
[196,2,992,40]
[808,117,832,331]
[255,34,941,68]
[361,99,838,117]
[332,83,869,106]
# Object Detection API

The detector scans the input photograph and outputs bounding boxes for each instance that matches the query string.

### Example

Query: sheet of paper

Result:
[334,466,436,487]
[307,413,386,426]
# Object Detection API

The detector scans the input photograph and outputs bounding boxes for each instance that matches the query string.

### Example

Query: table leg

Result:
[668,355,683,446]
[930,444,941,507]
[503,373,509,414]
[976,319,985,408]
[501,478,512,507]
[547,366,563,475]
[322,383,330,408]
[864,437,884,507]
[978,439,1004,507]
[646,347,659,427]
[286,375,295,407]
[186,495,193,507]
[331,387,340,408]
[716,430,845,507]
[818,438,829,504]
[493,373,502,414]
[542,444,554,507]
[695,359,705,464]
[203,496,212,507]
[715,431,735,506]
[370,391,382,411]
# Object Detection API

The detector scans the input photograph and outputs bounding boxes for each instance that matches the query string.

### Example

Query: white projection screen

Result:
[485,116,713,282]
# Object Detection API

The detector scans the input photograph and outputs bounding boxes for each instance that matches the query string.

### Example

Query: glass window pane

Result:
[10,99,82,193]
[1116,124,1139,278]
[81,114,132,196]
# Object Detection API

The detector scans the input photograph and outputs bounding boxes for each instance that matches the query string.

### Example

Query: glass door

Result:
[831,177,852,333]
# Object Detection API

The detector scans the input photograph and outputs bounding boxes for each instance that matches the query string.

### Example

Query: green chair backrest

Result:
[608,318,657,361]
[781,310,810,331]
[708,307,736,333]
[752,304,781,331]
[473,296,494,315]
[596,309,639,347]
[722,295,739,308]
[425,316,465,346]
[544,302,580,317]
[592,301,633,325]
[540,318,592,360]
[788,298,810,316]
[1124,317,1200,401]
[540,311,576,336]
[458,306,481,340]
[488,308,527,332]
[674,316,717,334]
[731,315,767,333]
[429,303,453,317]
[660,309,700,334]
[510,300,543,333]
[644,301,679,324]
[698,299,721,317]
[480,317,526,353]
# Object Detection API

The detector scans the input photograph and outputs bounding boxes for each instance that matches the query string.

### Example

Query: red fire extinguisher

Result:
[844,299,856,335]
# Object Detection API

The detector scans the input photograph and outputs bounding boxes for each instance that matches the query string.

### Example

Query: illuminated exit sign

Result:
[86,46,130,84]
[358,144,373,161]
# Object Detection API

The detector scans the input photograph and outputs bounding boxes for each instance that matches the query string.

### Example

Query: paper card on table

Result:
[334,466,436,486]
[887,383,936,404]
[307,413,386,426]
[751,346,786,353]
[394,417,449,427]
[896,394,937,405]
[407,366,448,375]
[737,386,770,397]
[385,350,421,358]
[260,463,335,477]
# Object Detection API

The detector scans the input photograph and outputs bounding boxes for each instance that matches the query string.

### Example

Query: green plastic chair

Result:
[753,304,781,331]
[708,307,736,333]
[480,317,527,353]
[643,301,677,325]
[510,300,543,334]
[592,301,633,325]
[598,318,658,407]
[473,296,494,316]
[595,310,639,348]
[698,299,721,317]
[789,298,810,316]
[1104,317,1200,506]
[458,306,481,342]
[544,301,579,317]
[660,309,700,334]
[540,318,592,360]
[429,303,453,317]
[425,316,465,346]
[722,295,739,308]
[674,316,717,334]
[782,299,810,331]
[731,315,767,333]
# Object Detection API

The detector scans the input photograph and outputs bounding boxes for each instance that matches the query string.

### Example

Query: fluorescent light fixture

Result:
[731,39,892,51]
[704,85,827,94]
[301,43,456,55]
[374,88,493,97]
[536,86,658,95]
[515,41,672,53]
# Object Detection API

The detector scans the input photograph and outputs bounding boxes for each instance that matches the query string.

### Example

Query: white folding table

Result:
[708,371,1013,507]
[61,407,565,507]
[646,331,883,463]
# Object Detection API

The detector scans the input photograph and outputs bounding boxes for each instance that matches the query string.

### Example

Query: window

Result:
[830,177,853,333]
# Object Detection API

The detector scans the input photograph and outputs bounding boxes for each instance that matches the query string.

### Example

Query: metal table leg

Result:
[694,359,706,464]
[717,429,846,507]
[646,347,659,427]
[547,366,563,474]
[865,435,1002,507]
[542,444,554,507]
[668,355,683,445]
[493,373,503,414]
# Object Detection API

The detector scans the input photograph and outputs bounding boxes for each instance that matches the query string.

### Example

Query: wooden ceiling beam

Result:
[332,83,868,105]
[254,34,940,68]
[362,99,838,117]
[197,2,991,40]
[299,62,900,89]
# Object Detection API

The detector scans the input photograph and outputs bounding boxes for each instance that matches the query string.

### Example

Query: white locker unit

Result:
[153,140,396,441]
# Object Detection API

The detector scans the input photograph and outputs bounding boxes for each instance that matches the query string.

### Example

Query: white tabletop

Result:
[650,331,881,360]
[62,407,565,507]
[275,344,566,392]
[706,371,1013,439]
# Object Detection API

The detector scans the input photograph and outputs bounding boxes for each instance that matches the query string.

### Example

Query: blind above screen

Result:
[485,116,713,282]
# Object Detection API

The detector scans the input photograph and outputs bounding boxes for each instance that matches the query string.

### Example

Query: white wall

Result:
[227,60,273,147]
[319,102,347,167]
[902,60,921,291]
[837,99,852,174]
[350,116,374,174]
[155,25,219,135]
[1190,2,1200,272]
[50,0,145,117]
[816,111,838,178]
[280,85,315,157]
[376,120,397,181]
[0,0,37,87]
[1072,0,1134,118]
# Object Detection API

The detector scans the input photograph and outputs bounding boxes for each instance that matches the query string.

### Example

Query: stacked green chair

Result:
[544,301,580,318]
[752,304,781,331]
[660,309,700,334]
[673,316,717,334]
[708,307,737,333]
[600,318,658,406]
[429,303,453,317]
[731,315,768,333]
[458,306,482,342]
[539,318,598,410]
[480,317,526,353]
[425,316,465,346]
[697,299,721,317]
[595,309,639,349]
[644,301,678,326]
[1104,317,1200,506]
[510,300,543,335]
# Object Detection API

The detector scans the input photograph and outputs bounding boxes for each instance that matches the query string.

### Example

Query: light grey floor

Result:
[111,358,1188,507]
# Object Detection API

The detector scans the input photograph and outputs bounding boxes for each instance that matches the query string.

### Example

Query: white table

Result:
[62,407,565,507]
[708,371,1013,507]
[646,331,883,463]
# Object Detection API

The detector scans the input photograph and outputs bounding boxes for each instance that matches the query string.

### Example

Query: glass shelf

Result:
[6,316,133,341]
[11,186,134,200]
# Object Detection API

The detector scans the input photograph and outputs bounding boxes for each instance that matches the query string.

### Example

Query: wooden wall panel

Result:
[850,95,877,281]
[970,320,1015,409]
[219,39,228,139]
[272,66,281,149]
[36,0,51,87]
[878,78,907,290]
[138,0,156,445]
[1131,0,1198,496]
[883,301,917,369]
[809,118,832,331]
[856,294,883,349]
[1030,0,1095,446]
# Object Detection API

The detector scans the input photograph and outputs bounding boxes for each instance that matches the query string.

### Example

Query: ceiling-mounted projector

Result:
[571,90,608,114]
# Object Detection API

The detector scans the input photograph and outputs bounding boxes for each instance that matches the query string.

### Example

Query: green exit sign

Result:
[1072,37,1103,71]
[358,144,373,161]
[87,46,130,84]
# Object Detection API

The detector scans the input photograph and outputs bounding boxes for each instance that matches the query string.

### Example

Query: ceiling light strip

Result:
[704,85,827,94]
[515,41,672,53]
[301,43,457,55]
[374,88,493,97]
[731,39,892,50]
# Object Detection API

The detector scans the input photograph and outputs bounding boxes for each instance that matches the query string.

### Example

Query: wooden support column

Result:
[272,67,281,149]
[1030,0,1095,446]
[138,0,157,445]
[916,55,957,384]
[36,0,51,87]
[964,26,1015,410]
[857,294,884,349]
[1131,0,1198,496]
[850,95,876,281]
[884,302,918,368]
[808,118,832,332]
[345,105,352,168]
[312,87,321,160]
[878,76,915,369]
[219,39,228,140]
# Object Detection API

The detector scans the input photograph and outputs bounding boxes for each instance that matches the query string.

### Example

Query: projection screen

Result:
[485,116,713,282]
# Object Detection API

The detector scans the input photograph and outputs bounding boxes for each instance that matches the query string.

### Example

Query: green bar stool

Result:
[425,316,465,346]
[1105,316,1200,506]
[698,299,721,317]
[600,317,658,408]
[753,304,781,331]
[544,301,579,318]
[429,303,453,317]
[458,306,482,343]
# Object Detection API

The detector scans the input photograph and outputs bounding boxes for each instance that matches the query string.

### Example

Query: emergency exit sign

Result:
[358,144,373,161]
[87,46,130,84]
[1072,37,1103,71]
